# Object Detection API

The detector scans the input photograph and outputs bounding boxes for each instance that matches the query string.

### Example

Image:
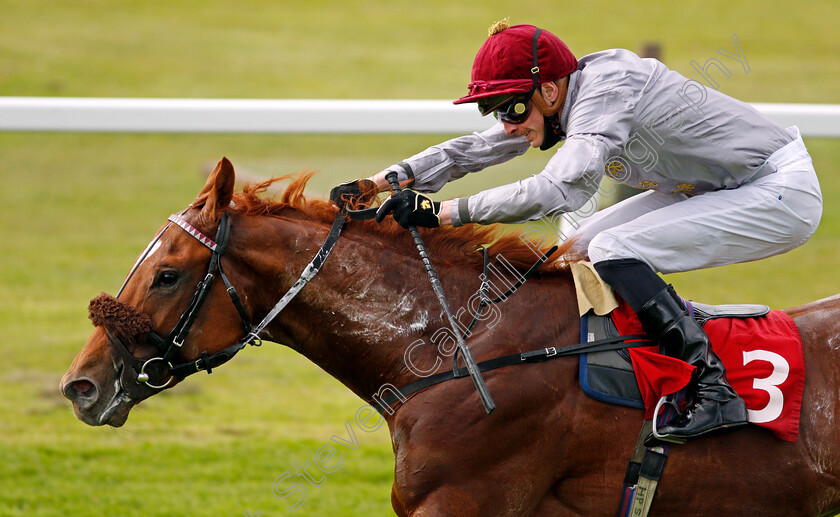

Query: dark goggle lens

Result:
[494,98,531,124]
[477,95,513,116]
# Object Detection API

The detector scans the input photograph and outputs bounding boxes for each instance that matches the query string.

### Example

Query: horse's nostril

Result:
[74,380,95,395]
[63,379,99,406]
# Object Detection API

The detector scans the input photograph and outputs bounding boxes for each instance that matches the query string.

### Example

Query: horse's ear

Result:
[198,157,236,225]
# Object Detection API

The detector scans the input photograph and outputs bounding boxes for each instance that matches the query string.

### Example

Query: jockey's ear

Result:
[533,77,566,117]
[198,157,236,226]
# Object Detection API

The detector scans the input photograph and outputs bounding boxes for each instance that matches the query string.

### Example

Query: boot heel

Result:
[718,397,748,425]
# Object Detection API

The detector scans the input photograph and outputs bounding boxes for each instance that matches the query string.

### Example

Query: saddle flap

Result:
[580,311,645,409]
[689,301,770,322]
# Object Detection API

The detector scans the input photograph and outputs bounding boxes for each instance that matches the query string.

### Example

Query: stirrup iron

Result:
[651,395,688,445]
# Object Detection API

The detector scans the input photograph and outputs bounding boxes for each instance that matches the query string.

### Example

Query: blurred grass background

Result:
[1,0,839,515]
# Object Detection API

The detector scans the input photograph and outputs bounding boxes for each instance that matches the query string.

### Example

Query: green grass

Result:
[2,0,839,102]
[1,1,839,516]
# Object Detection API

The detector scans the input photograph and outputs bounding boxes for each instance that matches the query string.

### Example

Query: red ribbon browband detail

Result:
[167,214,220,252]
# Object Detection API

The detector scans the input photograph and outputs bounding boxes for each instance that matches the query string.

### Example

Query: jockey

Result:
[331,20,822,441]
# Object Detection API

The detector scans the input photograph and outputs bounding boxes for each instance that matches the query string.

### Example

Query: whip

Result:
[384,172,495,414]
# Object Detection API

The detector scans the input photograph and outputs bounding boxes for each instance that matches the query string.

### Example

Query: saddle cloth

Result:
[580,300,805,442]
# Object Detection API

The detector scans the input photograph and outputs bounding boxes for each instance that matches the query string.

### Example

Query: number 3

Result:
[742,350,789,423]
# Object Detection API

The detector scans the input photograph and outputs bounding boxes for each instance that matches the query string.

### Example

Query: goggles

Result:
[477,93,533,124]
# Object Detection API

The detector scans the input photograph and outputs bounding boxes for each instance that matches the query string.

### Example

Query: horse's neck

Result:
[236,214,580,403]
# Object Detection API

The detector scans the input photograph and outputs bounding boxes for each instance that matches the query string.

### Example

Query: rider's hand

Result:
[375,190,441,228]
[329,179,378,209]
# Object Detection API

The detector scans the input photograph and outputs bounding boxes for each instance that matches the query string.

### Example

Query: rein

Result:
[364,229,652,415]
[460,245,558,339]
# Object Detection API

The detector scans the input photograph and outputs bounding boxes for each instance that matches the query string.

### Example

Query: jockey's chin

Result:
[526,128,544,148]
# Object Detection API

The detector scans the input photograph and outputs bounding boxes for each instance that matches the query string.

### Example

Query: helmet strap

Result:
[528,25,570,126]
[539,113,566,151]
[529,27,542,92]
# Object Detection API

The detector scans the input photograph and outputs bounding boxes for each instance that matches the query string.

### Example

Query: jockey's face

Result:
[501,99,546,148]
[500,78,566,148]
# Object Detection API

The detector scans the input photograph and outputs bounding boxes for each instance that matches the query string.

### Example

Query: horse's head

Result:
[61,158,252,426]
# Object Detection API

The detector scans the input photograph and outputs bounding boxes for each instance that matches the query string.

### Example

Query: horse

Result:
[61,157,840,516]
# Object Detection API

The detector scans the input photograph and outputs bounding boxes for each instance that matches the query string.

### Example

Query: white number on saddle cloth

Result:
[742,350,790,423]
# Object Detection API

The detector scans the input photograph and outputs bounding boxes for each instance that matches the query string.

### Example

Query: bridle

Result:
[107,208,347,400]
[107,210,252,399]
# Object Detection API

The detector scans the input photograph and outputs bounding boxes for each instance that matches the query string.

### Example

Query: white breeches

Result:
[569,127,823,274]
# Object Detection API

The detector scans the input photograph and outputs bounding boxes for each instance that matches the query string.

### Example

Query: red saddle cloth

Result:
[611,300,805,442]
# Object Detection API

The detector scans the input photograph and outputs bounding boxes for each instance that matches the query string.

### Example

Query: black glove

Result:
[375,190,441,228]
[329,179,378,209]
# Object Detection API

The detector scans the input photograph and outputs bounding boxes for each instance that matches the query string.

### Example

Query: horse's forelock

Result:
[88,292,152,343]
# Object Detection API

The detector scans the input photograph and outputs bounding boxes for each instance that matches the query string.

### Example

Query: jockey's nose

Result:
[61,376,100,410]
[502,121,519,135]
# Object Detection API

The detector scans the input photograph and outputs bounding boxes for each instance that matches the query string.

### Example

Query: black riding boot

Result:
[593,259,747,440]
[637,285,748,439]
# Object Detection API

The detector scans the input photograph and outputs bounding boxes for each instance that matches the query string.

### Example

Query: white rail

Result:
[0,98,492,134]
[0,97,838,137]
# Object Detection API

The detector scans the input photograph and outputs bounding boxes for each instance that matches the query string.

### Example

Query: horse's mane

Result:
[214,173,576,273]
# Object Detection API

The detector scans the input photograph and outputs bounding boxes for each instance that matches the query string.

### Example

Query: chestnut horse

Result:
[62,158,840,516]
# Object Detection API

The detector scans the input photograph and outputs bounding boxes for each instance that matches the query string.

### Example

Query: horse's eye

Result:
[155,271,179,288]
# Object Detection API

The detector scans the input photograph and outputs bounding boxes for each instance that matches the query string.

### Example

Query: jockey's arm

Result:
[369,133,613,228]
[456,135,610,225]
[368,123,529,193]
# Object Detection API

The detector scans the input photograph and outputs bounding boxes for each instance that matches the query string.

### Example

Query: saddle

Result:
[579,299,805,442]
[566,262,807,516]
[580,300,769,408]
[569,260,805,442]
